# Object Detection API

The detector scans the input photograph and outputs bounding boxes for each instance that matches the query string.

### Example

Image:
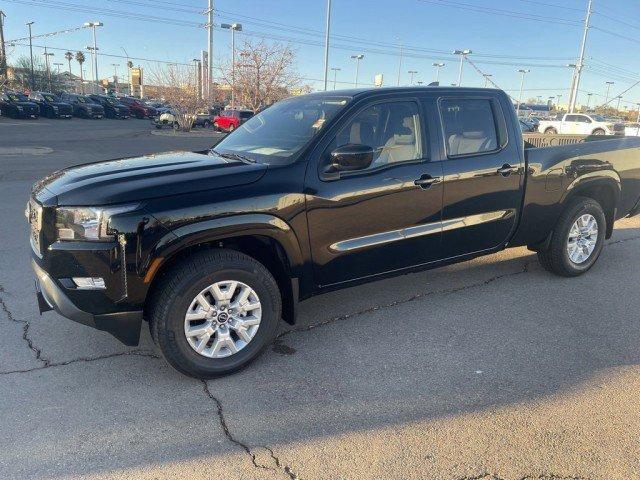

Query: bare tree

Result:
[148,63,207,131]
[220,40,300,112]
[7,55,65,92]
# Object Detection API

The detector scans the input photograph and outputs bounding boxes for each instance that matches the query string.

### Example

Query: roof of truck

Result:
[302,86,502,98]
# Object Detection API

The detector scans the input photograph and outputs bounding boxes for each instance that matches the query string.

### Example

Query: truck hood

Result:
[33,151,267,206]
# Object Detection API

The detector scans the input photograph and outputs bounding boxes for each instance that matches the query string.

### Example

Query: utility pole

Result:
[0,11,7,82]
[43,47,54,91]
[432,62,445,83]
[27,21,35,90]
[408,70,418,85]
[86,46,98,93]
[222,23,242,108]
[331,67,340,90]
[616,95,622,112]
[483,74,493,88]
[453,49,472,86]
[396,41,403,86]
[604,81,614,108]
[350,54,364,87]
[203,0,214,98]
[568,0,593,113]
[516,69,530,117]
[111,63,120,93]
[323,0,332,91]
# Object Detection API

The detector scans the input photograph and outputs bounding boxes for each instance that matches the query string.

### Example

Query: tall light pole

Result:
[26,21,35,90]
[586,92,593,109]
[432,62,444,83]
[86,46,98,93]
[616,95,623,112]
[483,74,493,88]
[54,62,63,74]
[221,23,242,108]
[330,67,340,90]
[516,69,530,117]
[568,0,593,114]
[408,70,418,85]
[205,0,214,98]
[84,21,103,92]
[323,0,332,91]
[111,63,120,93]
[43,48,54,91]
[453,49,472,86]
[396,40,403,86]
[350,54,364,87]
[604,81,614,108]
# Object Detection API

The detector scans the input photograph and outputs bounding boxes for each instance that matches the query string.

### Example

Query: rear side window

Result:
[440,98,505,157]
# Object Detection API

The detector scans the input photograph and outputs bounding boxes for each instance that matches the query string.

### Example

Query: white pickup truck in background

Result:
[538,113,625,136]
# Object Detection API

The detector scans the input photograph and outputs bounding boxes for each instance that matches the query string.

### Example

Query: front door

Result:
[435,96,524,259]
[305,98,444,287]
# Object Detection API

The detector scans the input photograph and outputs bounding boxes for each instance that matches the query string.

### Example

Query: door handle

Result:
[497,164,519,177]
[414,174,442,189]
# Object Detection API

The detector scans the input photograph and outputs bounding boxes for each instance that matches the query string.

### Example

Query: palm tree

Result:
[75,51,85,93]
[64,51,73,74]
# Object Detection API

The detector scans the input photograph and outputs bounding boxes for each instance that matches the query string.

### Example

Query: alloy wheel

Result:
[567,213,598,264]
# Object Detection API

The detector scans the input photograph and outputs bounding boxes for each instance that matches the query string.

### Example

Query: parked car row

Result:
[0,90,160,120]
[154,108,255,132]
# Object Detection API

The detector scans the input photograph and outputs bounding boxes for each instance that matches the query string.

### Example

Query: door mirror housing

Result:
[328,144,374,174]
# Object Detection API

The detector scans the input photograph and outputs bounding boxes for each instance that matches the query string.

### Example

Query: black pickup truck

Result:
[28,87,640,378]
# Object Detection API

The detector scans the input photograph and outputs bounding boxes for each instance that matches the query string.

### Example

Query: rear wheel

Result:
[149,249,282,378]
[544,127,557,134]
[592,128,606,135]
[213,121,220,131]
[537,196,606,277]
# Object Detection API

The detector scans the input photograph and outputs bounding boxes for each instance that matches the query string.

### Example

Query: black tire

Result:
[213,121,220,131]
[537,196,606,277]
[228,124,235,132]
[592,128,605,135]
[148,249,282,378]
[544,127,557,135]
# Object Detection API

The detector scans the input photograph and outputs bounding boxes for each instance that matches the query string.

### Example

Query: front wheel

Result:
[544,127,557,135]
[149,249,282,378]
[537,196,606,277]
[228,124,235,132]
[592,128,606,135]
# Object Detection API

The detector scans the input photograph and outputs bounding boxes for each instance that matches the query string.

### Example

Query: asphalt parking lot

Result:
[1,118,639,480]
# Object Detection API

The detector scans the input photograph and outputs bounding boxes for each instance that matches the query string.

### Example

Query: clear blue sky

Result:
[2,0,640,108]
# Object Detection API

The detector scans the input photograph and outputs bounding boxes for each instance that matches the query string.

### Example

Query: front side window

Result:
[566,115,580,122]
[440,98,500,157]
[213,95,349,165]
[331,101,422,169]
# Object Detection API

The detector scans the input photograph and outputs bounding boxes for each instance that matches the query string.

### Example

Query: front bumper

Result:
[31,259,142,346]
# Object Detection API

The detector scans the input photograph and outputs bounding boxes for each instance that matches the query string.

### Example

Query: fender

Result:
[560,168,622,209]
[147,213,305,279]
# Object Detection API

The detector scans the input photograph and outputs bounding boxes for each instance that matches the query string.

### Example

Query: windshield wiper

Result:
[211,150,256,163]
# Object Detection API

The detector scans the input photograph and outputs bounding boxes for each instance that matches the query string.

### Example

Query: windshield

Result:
[7,92,28,102]
[213,95,350,164]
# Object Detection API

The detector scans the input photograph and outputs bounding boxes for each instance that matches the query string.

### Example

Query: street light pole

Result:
[84,21,103,93]
[453,49,472,86]
[54,62,63,74]
[27,21,35,90]
[604,81,614,108]
[86,46,98,92]
[221,23,242,108]
[586,93,593,109]
[516,69,530,117]
[323,0,332,91]
[331,67,340,90]
[408,70,418,85]
[616,95,622,112]
[193,59,202,99]
[206,0,214,98]
[396,41,403,86]
[483,74,493,88]
[43,47,54,91]
[350,54,364,87]
[111,63,120,93]
[432,62,444,83]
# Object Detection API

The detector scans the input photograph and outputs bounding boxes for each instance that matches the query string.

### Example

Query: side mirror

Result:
[328,144,374,173]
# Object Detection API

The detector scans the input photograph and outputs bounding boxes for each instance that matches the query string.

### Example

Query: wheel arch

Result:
[143,215,303,325]
[561,174,621,238]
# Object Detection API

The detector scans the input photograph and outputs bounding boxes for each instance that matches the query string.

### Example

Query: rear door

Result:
[435,95,524,258]
[305,95,444,286]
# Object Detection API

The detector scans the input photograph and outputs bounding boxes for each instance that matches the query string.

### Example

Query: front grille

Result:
[27,198,43,256]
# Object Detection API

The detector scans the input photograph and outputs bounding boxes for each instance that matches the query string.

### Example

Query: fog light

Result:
[72,277,106,290]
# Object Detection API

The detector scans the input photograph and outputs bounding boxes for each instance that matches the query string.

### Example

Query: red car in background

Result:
[213,109,254,132]
[118,97,158,119]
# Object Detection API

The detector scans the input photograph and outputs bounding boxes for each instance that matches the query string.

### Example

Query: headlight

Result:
[55,204,139,241]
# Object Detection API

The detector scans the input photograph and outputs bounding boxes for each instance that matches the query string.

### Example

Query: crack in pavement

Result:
[0,350,160,375]
[201,380,299,479]
[0,283,51,367]
[278,261,532,341]
[456,474,589,480]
